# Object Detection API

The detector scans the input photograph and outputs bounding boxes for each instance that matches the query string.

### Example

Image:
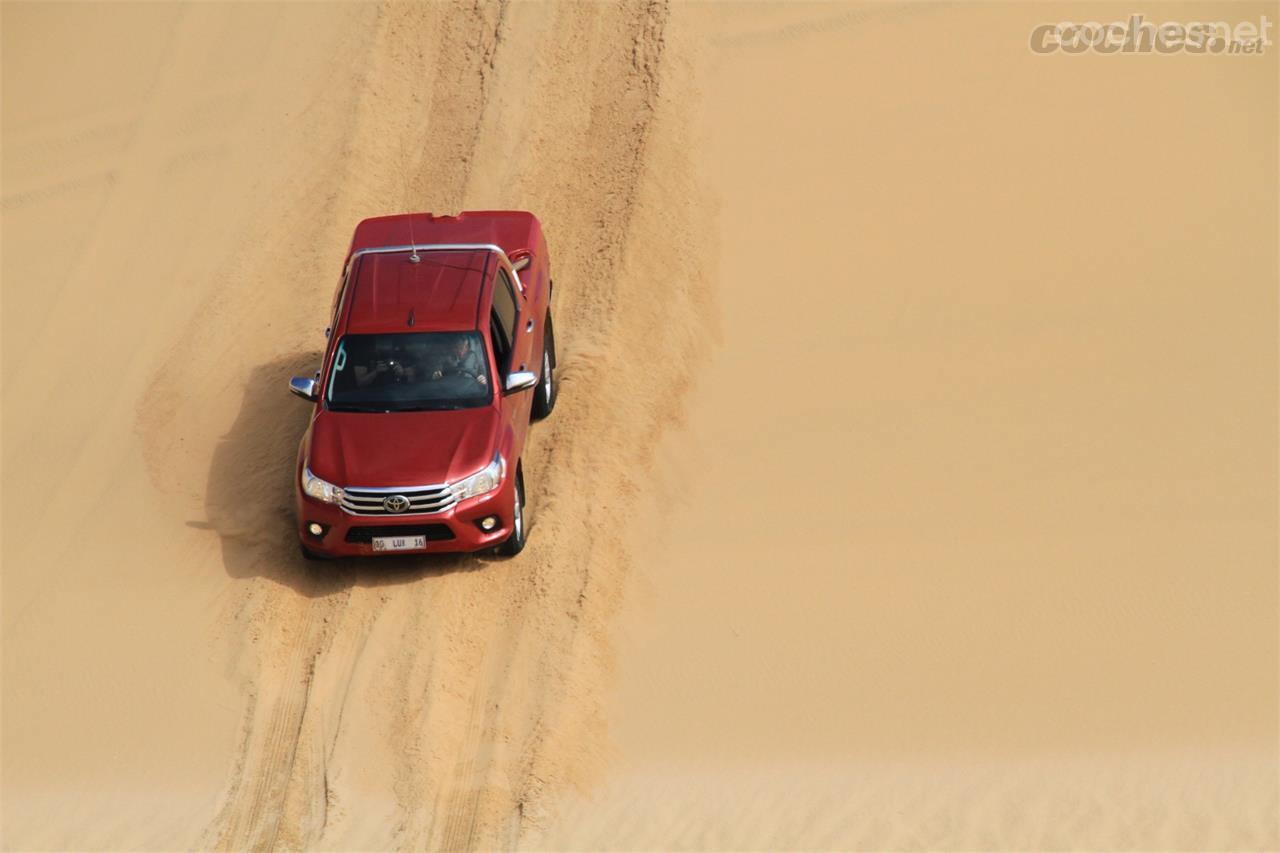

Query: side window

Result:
[331,272,346,316]
[328,266,352,336]
[490,310,511,374]
[492,269,519,346]
[329,281,345,329]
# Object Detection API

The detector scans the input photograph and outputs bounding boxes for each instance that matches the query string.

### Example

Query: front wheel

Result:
[299,541,326,561]
[532,313,556,420]
[496,469,527,557]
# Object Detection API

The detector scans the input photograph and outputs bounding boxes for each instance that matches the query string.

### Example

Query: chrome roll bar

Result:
[344,243,524,293]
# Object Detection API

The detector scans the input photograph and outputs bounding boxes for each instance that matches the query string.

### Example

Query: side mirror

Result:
[289,376,318,401]
[504,371,538,394]
[511,254,532,273]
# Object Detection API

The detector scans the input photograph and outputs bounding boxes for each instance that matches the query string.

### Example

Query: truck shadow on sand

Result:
[203,353,489,597]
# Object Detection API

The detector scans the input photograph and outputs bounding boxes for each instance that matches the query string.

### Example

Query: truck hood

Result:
[307,406,500,488]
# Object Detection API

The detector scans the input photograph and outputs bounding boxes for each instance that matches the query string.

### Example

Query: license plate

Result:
[372,535,427,552]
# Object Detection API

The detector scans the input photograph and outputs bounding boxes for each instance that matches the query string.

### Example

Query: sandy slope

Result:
[2,1,1276,851]
[535,2,1278,849]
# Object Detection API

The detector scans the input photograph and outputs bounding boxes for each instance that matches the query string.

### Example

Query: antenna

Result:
[400,139,421,263]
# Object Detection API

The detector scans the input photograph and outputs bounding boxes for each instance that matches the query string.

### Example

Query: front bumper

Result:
[295,475,514,557]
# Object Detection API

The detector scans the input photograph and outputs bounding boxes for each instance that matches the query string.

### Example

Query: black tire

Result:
[531,312,557,420]
[496,468,527,557]
[299,541,325,561]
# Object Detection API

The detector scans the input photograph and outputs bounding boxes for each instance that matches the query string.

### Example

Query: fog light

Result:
[480,516,499,531]
[308,522,324,536]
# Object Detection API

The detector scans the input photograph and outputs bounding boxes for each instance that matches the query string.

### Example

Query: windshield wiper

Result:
[398,403,468,412]
[328,404,389,413]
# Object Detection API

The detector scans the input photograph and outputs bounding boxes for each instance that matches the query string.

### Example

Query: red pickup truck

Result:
[288,211,556,559]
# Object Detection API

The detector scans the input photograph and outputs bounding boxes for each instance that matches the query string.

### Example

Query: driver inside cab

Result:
[431,336,487,386]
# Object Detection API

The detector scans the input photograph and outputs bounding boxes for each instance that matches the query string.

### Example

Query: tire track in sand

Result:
[209,608,324,851]
[400,2,691,848]
[422,3,721,848]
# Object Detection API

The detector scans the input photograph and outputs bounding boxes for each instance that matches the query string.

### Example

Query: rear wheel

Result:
[496,469,526,557]
[532,312,556,419]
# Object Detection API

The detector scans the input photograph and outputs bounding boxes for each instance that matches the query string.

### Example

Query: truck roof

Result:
[343,249,490,334]
[346,210,541,261]
[340,211,543,336]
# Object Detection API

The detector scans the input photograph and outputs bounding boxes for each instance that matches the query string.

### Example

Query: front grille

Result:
[340,484,457,515]
[345,524,456,544]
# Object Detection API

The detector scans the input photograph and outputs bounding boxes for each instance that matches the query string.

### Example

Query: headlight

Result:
[451,454,505,501]
[302,466,344,504]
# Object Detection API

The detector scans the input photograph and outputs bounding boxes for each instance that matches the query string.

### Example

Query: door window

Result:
[493,269,519,346]
[490,311,511,374]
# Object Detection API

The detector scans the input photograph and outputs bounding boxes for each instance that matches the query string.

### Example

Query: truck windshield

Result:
[325,331,492,412]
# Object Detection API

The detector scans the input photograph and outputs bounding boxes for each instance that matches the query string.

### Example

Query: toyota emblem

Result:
[383,495,410,513]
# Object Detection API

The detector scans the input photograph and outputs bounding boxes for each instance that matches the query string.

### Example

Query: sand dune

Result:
[2,1,1275,850]
[535,2,1278,848]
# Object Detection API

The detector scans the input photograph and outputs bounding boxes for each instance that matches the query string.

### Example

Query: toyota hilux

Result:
[288,211,556,558]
